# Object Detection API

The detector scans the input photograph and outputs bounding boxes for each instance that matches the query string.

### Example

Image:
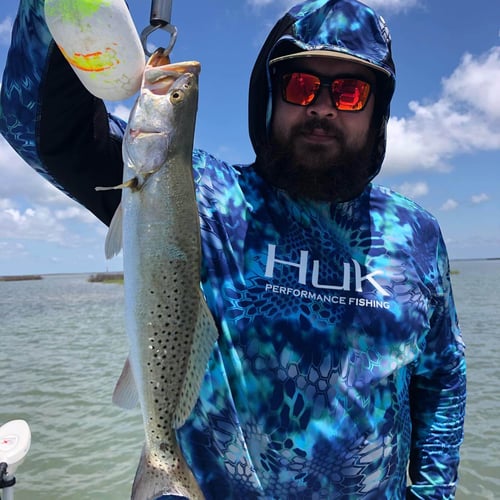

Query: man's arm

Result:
[407,233,467,499]
[0,0,124,225]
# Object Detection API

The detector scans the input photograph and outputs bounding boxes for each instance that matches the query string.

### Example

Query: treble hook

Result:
[140,0,178,57]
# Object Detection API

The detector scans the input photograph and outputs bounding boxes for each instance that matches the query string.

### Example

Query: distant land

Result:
[0,274,42,282]
[88,272,124,284]
[0,272,124,283]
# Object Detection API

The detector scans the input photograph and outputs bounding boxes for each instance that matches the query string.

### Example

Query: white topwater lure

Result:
[44,0,146,100]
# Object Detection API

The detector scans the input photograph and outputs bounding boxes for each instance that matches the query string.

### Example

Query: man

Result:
[0,0,466,498]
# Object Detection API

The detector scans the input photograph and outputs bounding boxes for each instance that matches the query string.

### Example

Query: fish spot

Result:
[159,443,171,452]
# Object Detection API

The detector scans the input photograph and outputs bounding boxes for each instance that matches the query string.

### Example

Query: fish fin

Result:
[95,178,138,191]
[104,203,123,259]
[173,296,218,428]
[132,440,204,500]
[112,355,139,410]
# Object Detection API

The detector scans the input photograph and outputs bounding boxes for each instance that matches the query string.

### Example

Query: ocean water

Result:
[1,261,499,499]
[451,260,500,499]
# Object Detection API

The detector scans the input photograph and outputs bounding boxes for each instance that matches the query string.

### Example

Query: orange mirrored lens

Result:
[282,73,320,106]
[333,79,371,111]
[282,73,371,111]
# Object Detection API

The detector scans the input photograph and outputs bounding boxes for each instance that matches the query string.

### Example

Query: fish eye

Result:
[170,89,185,103]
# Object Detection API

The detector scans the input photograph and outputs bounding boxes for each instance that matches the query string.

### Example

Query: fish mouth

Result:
[128,129,166,139]
[143,50,201,96]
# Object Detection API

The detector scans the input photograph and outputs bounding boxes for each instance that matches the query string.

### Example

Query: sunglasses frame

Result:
[279,71,373,112]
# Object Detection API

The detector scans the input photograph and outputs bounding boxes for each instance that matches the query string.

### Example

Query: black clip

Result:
[140,0,178,57]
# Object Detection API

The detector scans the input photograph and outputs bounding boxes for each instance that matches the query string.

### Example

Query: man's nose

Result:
[306,86,338,118]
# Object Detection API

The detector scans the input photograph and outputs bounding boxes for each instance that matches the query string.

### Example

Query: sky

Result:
[0,0,499,276]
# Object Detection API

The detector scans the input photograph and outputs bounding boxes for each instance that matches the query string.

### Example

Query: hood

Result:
[248,0,396,181]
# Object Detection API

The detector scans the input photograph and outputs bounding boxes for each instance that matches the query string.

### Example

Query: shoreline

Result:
[0,274,43,282]
[88,272,124,284]
[0,272,124,283]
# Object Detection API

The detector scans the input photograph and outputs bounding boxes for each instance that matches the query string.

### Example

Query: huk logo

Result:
[264,244,390,297]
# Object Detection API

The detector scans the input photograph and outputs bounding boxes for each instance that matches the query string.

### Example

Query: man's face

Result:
[260,57,377,202]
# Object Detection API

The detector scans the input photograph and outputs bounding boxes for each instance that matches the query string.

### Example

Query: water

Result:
[1,262,499,499]
[451,260,500,499]
[0,275,142,499]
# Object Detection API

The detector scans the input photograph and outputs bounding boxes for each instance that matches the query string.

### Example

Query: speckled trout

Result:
[102,50,217,500]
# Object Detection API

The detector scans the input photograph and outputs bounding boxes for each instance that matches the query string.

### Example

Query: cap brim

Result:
[269,50,391,77]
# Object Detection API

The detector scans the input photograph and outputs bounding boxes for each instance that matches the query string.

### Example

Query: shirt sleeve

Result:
[0,0,124,225]
[407,229,467,499]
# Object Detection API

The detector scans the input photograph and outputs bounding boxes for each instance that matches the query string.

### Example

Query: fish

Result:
[101,49,218,500]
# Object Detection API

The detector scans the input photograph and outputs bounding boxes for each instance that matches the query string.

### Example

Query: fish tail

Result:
[131,441,204,500]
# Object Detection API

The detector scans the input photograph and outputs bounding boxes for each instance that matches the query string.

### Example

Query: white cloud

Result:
[54,206,97,224]
[0,196,105,246]
[110,104,132,122]
[443,49,500,120]
[440,199,459,211]
[471,193,489,204]
[385,46,500,174]
[0,17,13,45]
[0,202,68,242]
[0,137,73,206]
[0,198,107,269]
[0,136,107,260]
[394,181,429,199]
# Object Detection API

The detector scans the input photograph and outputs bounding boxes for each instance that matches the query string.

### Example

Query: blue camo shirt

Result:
[175,151,466,499]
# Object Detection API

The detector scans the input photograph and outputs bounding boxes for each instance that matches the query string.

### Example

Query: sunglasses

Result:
[280,72,372,111]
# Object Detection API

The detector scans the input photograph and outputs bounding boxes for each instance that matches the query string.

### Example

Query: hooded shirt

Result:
[248,0,395,185]
[0,1,465,499]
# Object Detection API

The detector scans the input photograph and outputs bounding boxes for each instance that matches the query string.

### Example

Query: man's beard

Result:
[255,117,376,202]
